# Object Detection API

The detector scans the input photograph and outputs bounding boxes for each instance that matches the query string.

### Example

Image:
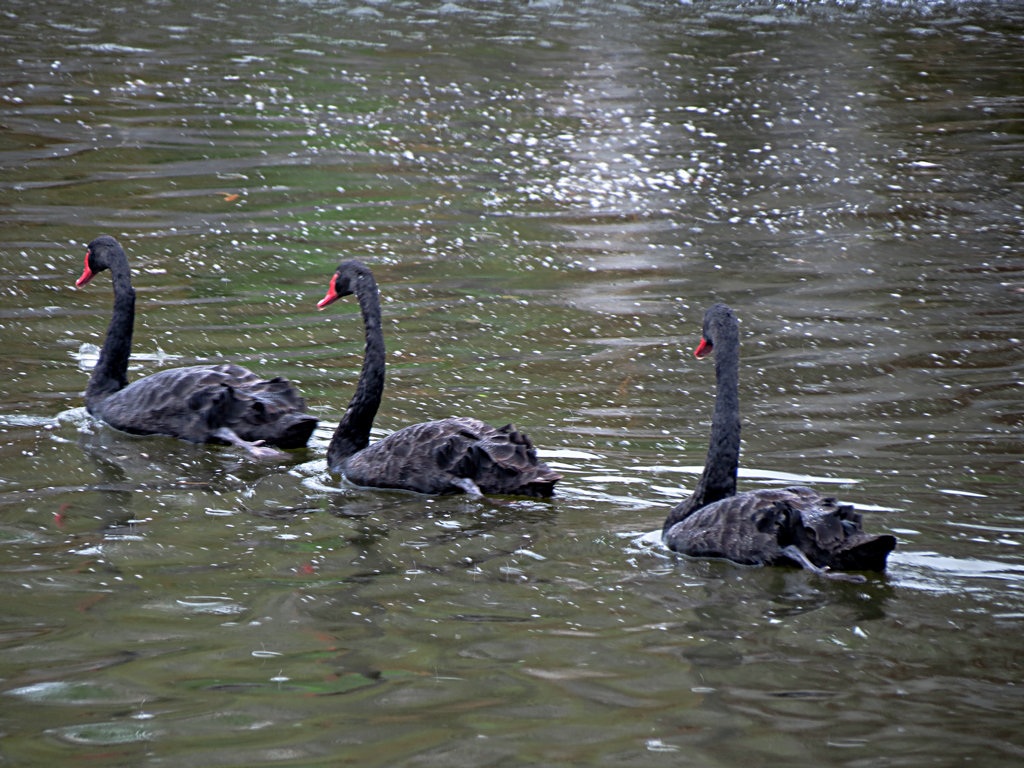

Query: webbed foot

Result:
[211,428,287,460]
[452,477,483,497]
[780,545,867,584]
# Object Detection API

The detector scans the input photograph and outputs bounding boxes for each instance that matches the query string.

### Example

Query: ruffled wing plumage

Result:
[665,486,896,572]
[341,416,561,496]
[93,363,316,449]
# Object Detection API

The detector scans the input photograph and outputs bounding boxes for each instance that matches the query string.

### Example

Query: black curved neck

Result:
[663,313,741,533]
[86,255,134,409]
[326,274,385,471]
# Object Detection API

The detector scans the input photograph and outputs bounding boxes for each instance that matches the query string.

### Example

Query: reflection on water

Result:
[71,341,181,371]
[2,1,1023,766]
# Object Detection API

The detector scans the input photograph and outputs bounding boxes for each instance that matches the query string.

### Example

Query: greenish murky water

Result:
[2,1,1022,765]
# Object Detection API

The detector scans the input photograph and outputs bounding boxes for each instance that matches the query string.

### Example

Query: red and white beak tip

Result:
[317,286,339,310]
[75,254,94,287]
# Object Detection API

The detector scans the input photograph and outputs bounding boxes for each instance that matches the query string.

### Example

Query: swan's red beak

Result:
[317,280,340,310]
[694,337,713,359]
[75,253,95,287]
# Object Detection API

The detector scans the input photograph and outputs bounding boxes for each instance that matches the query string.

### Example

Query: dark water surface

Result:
[2,1,1023,765]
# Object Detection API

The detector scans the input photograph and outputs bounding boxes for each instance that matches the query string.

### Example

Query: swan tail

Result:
[453,422,561,497]
[828,533,898,573]
[189,363,314,448]
[222,386,316,448]
[787,491,896,573]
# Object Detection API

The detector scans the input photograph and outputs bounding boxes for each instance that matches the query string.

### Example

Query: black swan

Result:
[316,260,562,496]
[662,303,895,581]
[74,235,317,458]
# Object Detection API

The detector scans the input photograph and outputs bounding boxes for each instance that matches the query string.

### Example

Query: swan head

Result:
[76,235,123,287]
[317,260,375,310]
[695,303,737,359]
